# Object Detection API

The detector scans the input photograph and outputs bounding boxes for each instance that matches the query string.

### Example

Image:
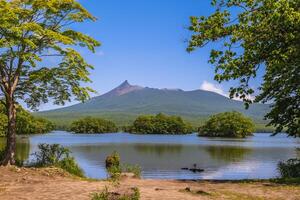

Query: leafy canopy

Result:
[128,113,193,134]
[70,117,118,134]
[0,0,100,109]
[187,0,300,137]
[0,104,53,136]
[199,111,255,138]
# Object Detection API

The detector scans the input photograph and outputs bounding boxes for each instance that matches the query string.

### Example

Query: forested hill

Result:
[36,81,270,127]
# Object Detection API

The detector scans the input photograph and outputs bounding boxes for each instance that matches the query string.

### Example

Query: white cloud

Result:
[200,81,255,101]
[200,81,228,97]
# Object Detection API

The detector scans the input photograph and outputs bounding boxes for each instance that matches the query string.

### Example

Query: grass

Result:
[122,164,141,178]
[270,178,300,185]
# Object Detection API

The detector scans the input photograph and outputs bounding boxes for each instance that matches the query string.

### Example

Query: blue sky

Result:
[40,0,260,110]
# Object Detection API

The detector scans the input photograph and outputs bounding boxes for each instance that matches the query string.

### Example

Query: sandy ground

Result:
[0,167,300,200]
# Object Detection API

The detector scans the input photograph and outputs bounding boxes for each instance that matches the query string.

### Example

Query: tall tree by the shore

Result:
[187,0,299,137]
[0,0,100,165]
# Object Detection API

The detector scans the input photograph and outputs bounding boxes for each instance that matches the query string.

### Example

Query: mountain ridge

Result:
[40,81,269,121]
[35,81,271,130]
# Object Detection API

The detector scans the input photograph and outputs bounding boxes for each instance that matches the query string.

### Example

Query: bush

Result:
[105,151,120,169]
[91,186,140,200]
[58,156,84,177]
[32,143,84,177]
[199,111,255,138]
[70,117,118,134]
[278,159,300,178]
[127,113,193,134]
[105,151,121,180]
[105,152,142,181]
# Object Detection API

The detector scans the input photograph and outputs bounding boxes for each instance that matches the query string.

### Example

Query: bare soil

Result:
[0,166,299,200]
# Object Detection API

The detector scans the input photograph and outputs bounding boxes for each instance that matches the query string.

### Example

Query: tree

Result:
[199,111,255,138]
[70,117,118,134]
[0,103,54,135]
[128,113,193,134]
[187,0,299,137]
[0,0,100,165]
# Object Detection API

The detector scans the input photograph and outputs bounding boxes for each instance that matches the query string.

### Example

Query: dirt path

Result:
[0,167,299,200]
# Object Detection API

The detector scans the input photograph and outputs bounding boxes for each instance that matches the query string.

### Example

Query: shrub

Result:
[199,111,255,138]
[122,164,141,178]
[127,113,193,134]
[105,151,120,169]
[91,186,140,200]
[70,117,118,134]
[105,151,121,180]
[58,156,84,177]
[278,159,300,178]
[32,143,84,177]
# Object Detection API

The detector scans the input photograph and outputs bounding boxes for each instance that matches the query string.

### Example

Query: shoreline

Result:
[0,166,299,200]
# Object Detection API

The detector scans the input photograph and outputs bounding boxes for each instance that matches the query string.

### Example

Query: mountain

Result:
[101,80,143,97]
[37,81,270,127]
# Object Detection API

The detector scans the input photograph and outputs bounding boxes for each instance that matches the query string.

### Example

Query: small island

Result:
[126,113,193,134]
[70,117,118,134]
[199,111,255,138]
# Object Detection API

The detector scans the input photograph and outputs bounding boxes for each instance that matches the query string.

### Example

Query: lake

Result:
[1,131,299,180]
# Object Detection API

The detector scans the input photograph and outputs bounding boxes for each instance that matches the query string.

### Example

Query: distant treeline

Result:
[70,117,118,134]
[0,107,273,136]
[0,104,54,137]
[66,112,258,138]
[125,113,193,134]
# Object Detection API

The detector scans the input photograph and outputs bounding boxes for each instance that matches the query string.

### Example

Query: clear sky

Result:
[39,0,261,110]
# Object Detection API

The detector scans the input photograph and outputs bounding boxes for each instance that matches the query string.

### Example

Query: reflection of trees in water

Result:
[0,137,30,162]
[134,144,183,156]
[205,146,252,162]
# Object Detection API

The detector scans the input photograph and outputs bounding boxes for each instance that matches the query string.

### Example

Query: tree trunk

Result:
[0,98,17,166]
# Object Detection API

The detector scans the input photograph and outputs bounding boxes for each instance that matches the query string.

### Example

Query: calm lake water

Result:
[1,131,299,180]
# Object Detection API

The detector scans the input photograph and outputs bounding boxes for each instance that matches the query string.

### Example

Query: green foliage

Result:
[37,85,271,130]
[187,0,300,137]
[0,104,54,136]
[105,151,121,180]
[199,111,255,138]
[0,0,99,164]
[58,156,84,177]
[0,0,100,109]
[70,117,118,134]
[127,113,193,134]
[105,151,120,169]
[0,113,7,137]
[91,186,140,200]
[122,164,141,178]
[278,149,300,178]
[32,143,84,177]
[278,159,300,178]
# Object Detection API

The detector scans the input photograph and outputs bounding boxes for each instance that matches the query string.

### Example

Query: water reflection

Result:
[134,144,182,156]
[0,136,30,162]
[0,132,299,180]
[205,146,252,162]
